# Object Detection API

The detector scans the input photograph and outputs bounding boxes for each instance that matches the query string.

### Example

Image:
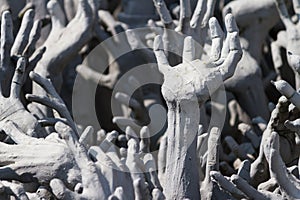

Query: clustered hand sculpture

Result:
[0,0,299,199]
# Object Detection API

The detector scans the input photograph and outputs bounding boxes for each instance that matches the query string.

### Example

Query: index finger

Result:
[275,0,294,29]
[153,0,174,28]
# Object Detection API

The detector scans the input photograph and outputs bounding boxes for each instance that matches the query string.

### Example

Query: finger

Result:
[284,119,300,132]
[112,187,126,200]
[1,11,13,72]
[112,117,141,132]
[219,161,235,175]
[27,46,46,73]
[103,20,127,45]
[133,178,147,200]
[147,19,163,36]
[231,175,267,199]
[182,36,195,63]
[38,118,69,127]
[209,17,224,62]
[11,57,26,98]
[29,71,57,96]
[25,94,55,109]
[210,171,246,199]
[152,188,165,200]
[47,0,66,32]
[11,9,34,56]
[237,160,250,182]
[79,125,94,144]
[177,0,191,34]
[1,181,29,200]
[76,0,94,24]
[50,179,75,199]
[275,0,294,29]
[153,35,170,75]
[0,120,38,144]
[218,31,242,81]
[157,135,167,178]
[140,126,150,153]
[126,29,145,50]
[268,132,300,198]
[293,0,300,20]
[238,123,260,149]
[271,80,300,110]
[205,127,221,179]
[190,0,206,29]
[220,13,239,59]
[202,0,217,28]
[98,10,121,33]
[125,126,139,141]
[23,20,42,57]
[144,153,162,189]
[287,51,300,74]
[153,0,174,28]
[99,130,118,152]
[114,92,142,111]
[126,142,142,174]
[224,136,248,160]
[76,64,112,88]
[120,147,127,158]
[89,146,116,167]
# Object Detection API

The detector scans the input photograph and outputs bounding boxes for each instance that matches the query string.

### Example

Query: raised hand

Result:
[153,13,242,199]
[1,9,43,96]
[50,122,107,200]
[33,0,99,91]
[0,54,45,137]
[0,120,81,187]
[0,9,53,137]
[154,13,242,104]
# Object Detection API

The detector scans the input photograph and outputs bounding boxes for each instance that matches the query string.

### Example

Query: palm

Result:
[0,57,43,137]
[161,59,221,103]
[155,14,242,105]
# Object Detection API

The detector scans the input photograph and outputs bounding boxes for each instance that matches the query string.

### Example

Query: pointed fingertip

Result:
[17,57,27,70]
[25,93,31,99]
[210,127,220,135]
[229,32,242,51]
[47,0,59,14]
[140,126,150,137]
[184,36,193,45]
[127,138,139,152]
[29,71,37,79]
[126,126,134,134]
[2,10,11,19]
[225,13,238,33]
[106,130,118,142]
[209,17,218,28]
[24,8,35,18]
